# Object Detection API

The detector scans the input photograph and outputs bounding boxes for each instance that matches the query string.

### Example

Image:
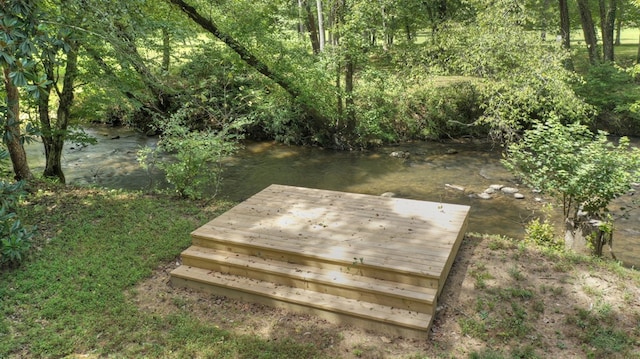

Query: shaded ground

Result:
[131,234,640,358]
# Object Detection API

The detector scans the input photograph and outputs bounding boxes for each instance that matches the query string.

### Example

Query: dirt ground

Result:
[131,235,640,358]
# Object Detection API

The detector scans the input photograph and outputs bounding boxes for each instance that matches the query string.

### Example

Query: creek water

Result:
[25,125,640,268]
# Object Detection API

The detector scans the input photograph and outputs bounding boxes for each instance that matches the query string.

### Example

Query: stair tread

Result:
[171,265,432,330]
[192,225,447,277]
[181,246,436,303]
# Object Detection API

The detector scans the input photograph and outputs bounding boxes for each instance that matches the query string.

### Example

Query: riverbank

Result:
[1,184,639,358]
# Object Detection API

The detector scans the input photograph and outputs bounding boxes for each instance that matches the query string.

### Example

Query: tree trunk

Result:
[167,0,329,134]
[565,217,615,258]
[598,0,616,62]
[637,30,640,64]
[380,4,388,51]
[317,0,325,52]
[38,63,60,182]
[303,0,320,54]
[343,54,355,132]
[541,0,550,40]
[43,42,78,183]
[576,0,600,65]
[162,27,171,72]
[559,0,571,49]
[2,67,32,181]
[558,0,573,69]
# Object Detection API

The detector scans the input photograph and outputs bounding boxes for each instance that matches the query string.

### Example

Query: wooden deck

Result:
[170,184,470,338]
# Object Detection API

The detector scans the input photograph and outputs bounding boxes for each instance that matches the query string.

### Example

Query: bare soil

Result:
[131,235,640,358]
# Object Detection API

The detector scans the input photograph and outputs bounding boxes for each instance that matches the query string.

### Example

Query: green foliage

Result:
[504,119,640,221]
[525,217,561,251]
[350,70,485,146]
[139,114,244,200]
[566,303,638,358]
[0,167,33,267]
[402,79,485,140]
[524,205,563,251]
[426,0,593,141]
[575,64,640,136]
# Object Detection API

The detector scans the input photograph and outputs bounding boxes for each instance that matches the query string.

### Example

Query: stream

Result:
[25,125,640,268]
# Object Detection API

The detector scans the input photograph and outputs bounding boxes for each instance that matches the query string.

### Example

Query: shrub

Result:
[0,178,34,268]
[525,217,562,251]
[574,64,640,136]
[504,119,640,256]
[403,79,485,140]
[352,70,485,146]
[138,110,245,200]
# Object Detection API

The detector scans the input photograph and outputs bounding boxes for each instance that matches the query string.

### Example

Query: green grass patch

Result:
[0,186,324,358]
[566,303,638,358]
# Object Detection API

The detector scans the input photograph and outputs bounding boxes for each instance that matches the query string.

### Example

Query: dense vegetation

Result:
[0,0,637,263]
[1,0,640,356]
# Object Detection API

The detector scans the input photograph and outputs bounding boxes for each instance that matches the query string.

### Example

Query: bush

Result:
[139,110,245,200]
[352,70,485,146]
[525,216,562,251]
[574,64,640,136]
[504,119,640,255]
[0,179,33,268]
[403,79,485,140]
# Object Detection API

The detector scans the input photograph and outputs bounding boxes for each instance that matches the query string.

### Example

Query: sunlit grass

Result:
[0,185,324,358]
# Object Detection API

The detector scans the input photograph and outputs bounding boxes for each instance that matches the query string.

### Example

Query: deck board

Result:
[192,184,469,277]
[174,184,470,338]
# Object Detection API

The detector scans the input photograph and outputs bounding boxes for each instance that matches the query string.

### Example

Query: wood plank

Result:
[193,223,454,266]
[232,197,467,232]
[190,237,441,289]
[192,225,449,277]
[227,186,469,230]
[170,265,432,338]
[171,184,470,339]
[208,210,462,250]
[181,246,436,313]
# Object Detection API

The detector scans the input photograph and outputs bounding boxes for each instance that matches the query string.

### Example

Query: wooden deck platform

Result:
[170,184,470,338]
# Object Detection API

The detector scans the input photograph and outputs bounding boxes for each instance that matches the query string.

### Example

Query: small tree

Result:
[504,119,640,257]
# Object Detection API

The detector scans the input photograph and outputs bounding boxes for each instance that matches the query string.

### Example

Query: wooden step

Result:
[170,265,433,339]
[180,246,437,313]
[191,235,441,289]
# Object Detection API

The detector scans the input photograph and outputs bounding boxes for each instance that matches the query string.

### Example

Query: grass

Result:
[0,185,324,358]
[2,185,640,358]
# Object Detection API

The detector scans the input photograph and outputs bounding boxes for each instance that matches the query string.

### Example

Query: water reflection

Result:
[25,125,639,267]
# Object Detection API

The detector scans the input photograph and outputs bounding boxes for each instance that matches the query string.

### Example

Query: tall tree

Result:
[317,0,326,51]
[598,0,617,62]
[166,0,330,136]
[38,37,79,183]
[0,0,39,181]
[559,0,571,49]
[576,0,601,64]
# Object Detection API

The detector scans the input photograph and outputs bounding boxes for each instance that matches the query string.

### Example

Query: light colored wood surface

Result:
[171,265,433,339]
[192,184,470,277]
[181,246,436,313]
[171,184,470,338]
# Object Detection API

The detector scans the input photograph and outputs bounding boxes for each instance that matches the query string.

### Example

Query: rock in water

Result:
[501,187,519,194]
[390,151,410,159]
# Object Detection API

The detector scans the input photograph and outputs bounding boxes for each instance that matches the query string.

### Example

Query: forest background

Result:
[2,0,640,185]
[1,1,640,357]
